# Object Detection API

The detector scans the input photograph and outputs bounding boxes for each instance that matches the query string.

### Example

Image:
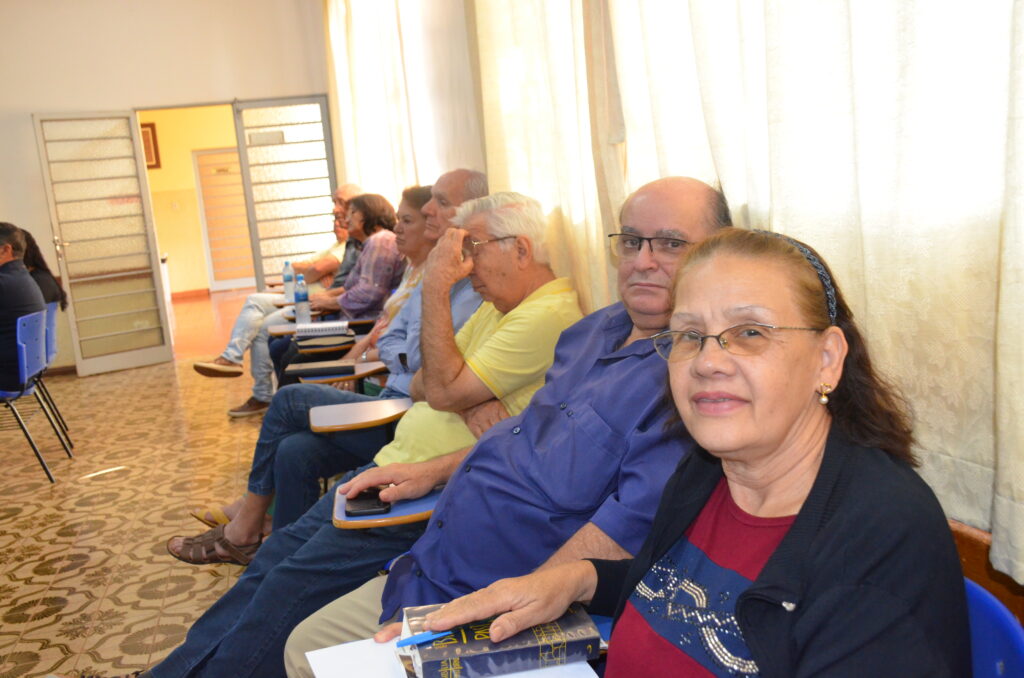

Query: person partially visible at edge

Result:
[182,174,485,545]
[277,177,732,678]
[0,222,46,391]
[20,228,68,311]
[145,187,581,678]
[190,183,362,382]
[424,228,971,678]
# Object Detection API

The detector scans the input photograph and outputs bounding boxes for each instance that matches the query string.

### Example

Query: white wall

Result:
[0,0,327,366]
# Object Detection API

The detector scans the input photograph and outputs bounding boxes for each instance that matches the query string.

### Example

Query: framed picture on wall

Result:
[140,122,161,169]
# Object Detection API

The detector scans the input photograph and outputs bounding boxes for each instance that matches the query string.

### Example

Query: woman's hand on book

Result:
[422,561,598,643]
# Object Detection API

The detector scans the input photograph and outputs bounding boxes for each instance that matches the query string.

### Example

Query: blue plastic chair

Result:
[44,301,57,364]
[0,309,72,482]
[32,301,72,440]
[966,577,1024,677]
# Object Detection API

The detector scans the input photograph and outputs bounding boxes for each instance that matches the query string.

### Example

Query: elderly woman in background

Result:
[423,228,970,677]
[307,192,405,315]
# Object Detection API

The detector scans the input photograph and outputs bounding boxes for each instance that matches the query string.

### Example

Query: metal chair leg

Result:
[33,391,73,459]
[36,378,72,446]
[5,401,55,483]
[36,377,69,434]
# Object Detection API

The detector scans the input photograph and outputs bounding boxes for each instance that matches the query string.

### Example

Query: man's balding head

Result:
[618,177,730,236]
[422,169,489,240]
[333,183,362,222]
[616,177,730,333]
[332,184,364,242]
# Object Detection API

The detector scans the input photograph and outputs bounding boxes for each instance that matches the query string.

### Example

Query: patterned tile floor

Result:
[0,290,265,677]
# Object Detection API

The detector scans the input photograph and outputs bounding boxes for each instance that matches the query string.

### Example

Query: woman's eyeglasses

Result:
[651,323,825,361]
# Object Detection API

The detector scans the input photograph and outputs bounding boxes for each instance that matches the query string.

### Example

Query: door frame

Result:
[192,147,256,292]
[33,110,174,376]
[232,95,337,291]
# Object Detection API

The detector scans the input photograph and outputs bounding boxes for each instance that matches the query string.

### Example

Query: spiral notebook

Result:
[295,320,351,338]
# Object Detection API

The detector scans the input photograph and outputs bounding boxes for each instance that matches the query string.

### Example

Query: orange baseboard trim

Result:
[171,289,211,301]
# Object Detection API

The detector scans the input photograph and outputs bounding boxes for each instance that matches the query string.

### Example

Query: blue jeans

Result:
[247,383,402,530]
[150,466,427,678]
[269,336,294,382]
[250,308,291,403]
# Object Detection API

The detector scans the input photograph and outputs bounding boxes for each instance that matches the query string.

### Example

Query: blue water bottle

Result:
[294,274,311,325]
[282,261,295,302]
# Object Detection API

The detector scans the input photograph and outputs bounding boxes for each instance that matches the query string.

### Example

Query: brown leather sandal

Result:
[166,524,262,566]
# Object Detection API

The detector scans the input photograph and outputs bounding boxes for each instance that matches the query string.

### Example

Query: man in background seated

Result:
[182,170,486,543]
[150,191,582,678]
[280,177,732,677]
[0,222,45,391]
[192,183,361,380]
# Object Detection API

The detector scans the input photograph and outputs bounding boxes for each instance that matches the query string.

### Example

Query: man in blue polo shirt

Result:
[281,177,733,676]
[0,223,45,391]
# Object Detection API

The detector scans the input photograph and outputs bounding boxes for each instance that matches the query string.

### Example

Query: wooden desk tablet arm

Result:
[308,397,413,433]
[297,360,389,385]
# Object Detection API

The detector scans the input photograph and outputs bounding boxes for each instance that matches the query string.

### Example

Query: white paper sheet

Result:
[307,638,406,677]
[306,637,599,677]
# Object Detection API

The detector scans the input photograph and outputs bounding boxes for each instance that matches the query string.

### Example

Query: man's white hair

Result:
[452,192,550,265]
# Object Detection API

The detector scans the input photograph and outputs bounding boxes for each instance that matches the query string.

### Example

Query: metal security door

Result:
[233,96,338,289]
[33,111,173,376]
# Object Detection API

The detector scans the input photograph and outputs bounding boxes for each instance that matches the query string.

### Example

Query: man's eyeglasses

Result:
[462,235,515,259]
[651,323,825,362]
[608,233,690,261]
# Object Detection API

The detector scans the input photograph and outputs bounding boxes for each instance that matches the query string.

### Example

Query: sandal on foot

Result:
[189,505,231,529]
[167,524,262,566]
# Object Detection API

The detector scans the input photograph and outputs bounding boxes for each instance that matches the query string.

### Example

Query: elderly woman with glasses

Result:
[418,228,970,677]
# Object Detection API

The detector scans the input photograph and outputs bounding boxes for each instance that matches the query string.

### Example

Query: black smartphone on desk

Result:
[344,486,392,516]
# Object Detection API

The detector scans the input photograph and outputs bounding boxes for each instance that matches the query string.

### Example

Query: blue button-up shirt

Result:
[376,278,481,396]
[379,302,693,620]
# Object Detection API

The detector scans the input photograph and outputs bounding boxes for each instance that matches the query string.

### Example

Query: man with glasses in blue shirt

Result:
[282,177,733,676]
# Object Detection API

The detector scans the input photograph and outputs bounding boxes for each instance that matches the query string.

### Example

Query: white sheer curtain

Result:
[323,0,484,199]
[472,0,612,312]
[610,0,1023,579]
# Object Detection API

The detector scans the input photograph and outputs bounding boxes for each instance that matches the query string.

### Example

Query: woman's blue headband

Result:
[756,230,838,326]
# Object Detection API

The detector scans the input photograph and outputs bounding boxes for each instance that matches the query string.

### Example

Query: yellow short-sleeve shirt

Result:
[373,277,582,467]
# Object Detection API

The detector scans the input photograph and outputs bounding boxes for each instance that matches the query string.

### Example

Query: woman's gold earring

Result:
[818,383,833,405]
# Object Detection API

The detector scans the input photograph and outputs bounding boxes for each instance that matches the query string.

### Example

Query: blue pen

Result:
[396,630,453,648]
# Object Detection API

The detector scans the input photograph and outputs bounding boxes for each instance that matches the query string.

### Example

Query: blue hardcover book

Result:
[400,603,601,678]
